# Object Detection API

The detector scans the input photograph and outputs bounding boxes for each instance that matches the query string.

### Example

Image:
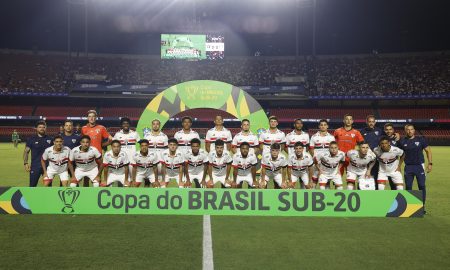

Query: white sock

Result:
[92,182,99,187]
[336,186,343,190]
[70,182,77,188]
[320,185,326,190]
[396,185,404,190]
[347,184,354,190]
[378,184,385,190]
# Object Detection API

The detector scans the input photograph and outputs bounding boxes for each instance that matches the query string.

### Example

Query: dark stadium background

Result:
[0,0,449,144]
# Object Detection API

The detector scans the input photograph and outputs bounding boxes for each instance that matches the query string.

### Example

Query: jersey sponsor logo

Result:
[415,142,420,146]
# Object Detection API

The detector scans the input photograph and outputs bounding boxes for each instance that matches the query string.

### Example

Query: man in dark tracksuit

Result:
[360,115,384,189]
[399,124,432,211]
[382,122,401,190]
[23,121,53,187]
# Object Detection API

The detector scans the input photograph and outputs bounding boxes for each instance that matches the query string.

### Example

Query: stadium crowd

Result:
[1,51,449,96]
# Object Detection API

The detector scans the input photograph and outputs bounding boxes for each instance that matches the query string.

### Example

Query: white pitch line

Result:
[203,215,214,270]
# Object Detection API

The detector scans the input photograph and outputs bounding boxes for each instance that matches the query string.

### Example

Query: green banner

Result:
[0,187,424,217]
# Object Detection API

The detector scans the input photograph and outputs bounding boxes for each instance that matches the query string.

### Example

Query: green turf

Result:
[1,143,449,269]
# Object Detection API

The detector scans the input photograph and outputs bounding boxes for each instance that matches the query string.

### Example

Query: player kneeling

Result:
[41,135,71,186]
[374,137,405,190]
[208,139,233,188]
[260,143,288,189]
[346,141,376,190]
[160,139,185,188]
[69,135,103,187]
[102,140,130,187]
[315,141,345,190]
[131,139,160,188]
[184,138,209,188]
[287,142,314,189]
[232,142,258,188]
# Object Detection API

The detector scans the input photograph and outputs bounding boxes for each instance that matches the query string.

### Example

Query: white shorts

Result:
[262,173,283,187]
[45,168,69,182]
[377,171,403,185]
[236,175,254,187]
[164,174,183,183]
[346,171,365,183]
[74,167,98,182]
[106,173,126,186]
[211,174,227,185]
[135,173,156,183]
[312,166,319,180]
[291,173,309,185]
[319,174,343,186]
[187,172,204,182]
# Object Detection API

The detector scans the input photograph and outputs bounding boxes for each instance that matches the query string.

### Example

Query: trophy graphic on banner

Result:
[58,188,80,213]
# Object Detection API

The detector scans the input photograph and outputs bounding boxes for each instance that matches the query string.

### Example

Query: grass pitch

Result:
[0,143,449,269]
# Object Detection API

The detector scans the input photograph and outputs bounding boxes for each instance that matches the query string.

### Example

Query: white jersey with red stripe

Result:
[160,149,185,178]
[103,150,129,175]
[316,151,346,176]
[131,151,160,176]
[347,149,376,175]
[42,146,71,173]
[285,130,310,156]
[309,131,335,157]
[69,146,102,172]
[259,129,286,155]
[287,152,314,177]
[205,127,232,151]
[174,129,200,155]
[208,150,233,177]
[144,131,169,157]
[184,149,209,176]
[113,129,140,160]
[232,153,258,177]
[232,131,259,154]
[261,154,288,177]
[373,146,404,173]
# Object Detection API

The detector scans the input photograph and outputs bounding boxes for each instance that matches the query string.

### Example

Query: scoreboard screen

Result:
[161,34,224,60]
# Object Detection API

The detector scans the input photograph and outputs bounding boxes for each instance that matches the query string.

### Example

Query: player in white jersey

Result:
[144,119,168,184]
[131,139,160,187]
[160,139,185,188]
[309,119,335,187]
[315,141,345,190]
[287,142,314,189]
[231,119,259,155]
[41,135,71,186]
[232,142,258,188]
[205,115,232,152]
[373,137,405,190]
[184,138,209,188]
[346,142,376,190]
[102,140,130,187]
[113,117,140,182]
[260,143,288,189]
[285,119,310,156]
[208,139,233,188]
[259,116,286,156]
[174,116,200,156]
[69,135,103,187]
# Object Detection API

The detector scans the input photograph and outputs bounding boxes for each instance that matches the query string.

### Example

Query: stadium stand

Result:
[268,108,374,120]
[0,105,33,116]
[34,106,93,118]
[378,107,449,119]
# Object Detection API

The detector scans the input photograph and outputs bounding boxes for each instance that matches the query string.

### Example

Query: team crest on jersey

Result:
[350,134,355,138]
[375,131,379,135]
[415,142,420,146]
[142,127,151,137]
[72,139,76,143]
[47,140,51,144]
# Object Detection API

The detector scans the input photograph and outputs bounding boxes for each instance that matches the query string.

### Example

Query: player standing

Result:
[231,119,259,155]
[207,139,233,188]
[259,116,286,156]
[205,115,232,153]
[315,141,345,190]
[102,140,130,187]
[346,142,376,190]
[61,120,80,149]
[232,142,258,188]
[309,119,335,188]
[12,129,20,148]
[260,143,288,189]
[69,135,103,187]
[285,118,310,156]
[144,119,168,184]
[160,139,185,188]
[174,116,200,156]
[184,138,209,188]
[23,121,53,187]
[41,135,71,187]
[287,142,314,189]
[333,114,364,176]
[373,137,405,190]
[113,117,140,185]
[131,139,160,188]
